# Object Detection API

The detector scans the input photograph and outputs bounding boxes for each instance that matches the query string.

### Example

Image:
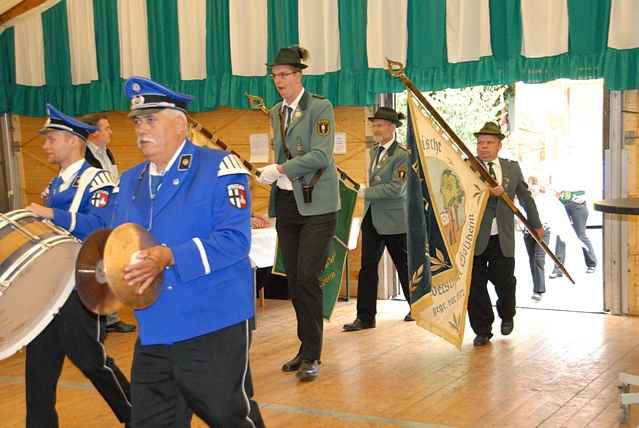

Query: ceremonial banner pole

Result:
[385,59,574,284]
[187,116,263,178]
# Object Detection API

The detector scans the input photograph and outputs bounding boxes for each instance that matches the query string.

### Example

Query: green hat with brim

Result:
[368,107,405,127]
[474,121,505,140]
[267,46,308,69]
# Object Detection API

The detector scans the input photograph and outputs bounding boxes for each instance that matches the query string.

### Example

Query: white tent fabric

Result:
[229,0,267,76]
[445,0,492,64]
[520,0,569,58]
[608,0,639,49]
[66,0,98,85]
[117,0,151,79]
[366,0,408,69]
[177,0,207,80]
[298,0,340,75]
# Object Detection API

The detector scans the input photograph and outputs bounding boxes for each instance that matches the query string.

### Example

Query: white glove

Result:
[357,184,367,199]
[257,164,282,184]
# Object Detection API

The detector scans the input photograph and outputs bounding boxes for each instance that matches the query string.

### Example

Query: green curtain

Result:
[3,0,639,116]
[0,28,14,112]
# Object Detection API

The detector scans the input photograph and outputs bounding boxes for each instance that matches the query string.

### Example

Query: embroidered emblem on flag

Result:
[90,190,110,208]
[227,184,247,209]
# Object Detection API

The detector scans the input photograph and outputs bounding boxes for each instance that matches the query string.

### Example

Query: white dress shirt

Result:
[87,142,119,180]
[58,159,85,192]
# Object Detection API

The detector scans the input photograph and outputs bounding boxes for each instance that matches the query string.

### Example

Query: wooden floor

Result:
[2,299,639,427]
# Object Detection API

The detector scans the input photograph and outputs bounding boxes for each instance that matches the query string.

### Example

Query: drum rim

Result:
[0,275,75,360]
[0,236,76,284]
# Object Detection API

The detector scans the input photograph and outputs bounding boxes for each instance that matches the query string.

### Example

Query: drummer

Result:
[24,104,132,427]
[108,77,264,427]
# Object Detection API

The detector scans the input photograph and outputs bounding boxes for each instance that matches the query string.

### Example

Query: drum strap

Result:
[69,167,101,213]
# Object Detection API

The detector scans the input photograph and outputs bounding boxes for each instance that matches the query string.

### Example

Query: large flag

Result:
[273,179,357,320]
[406,92,489,349]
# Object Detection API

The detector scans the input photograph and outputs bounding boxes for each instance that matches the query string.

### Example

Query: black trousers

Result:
[552,200,597,271]
[131,320,263,428]
[356,210,410,322]
[524,227,550,294]
[468,235,516,337]
[275,189,336,361]
[26,291,131,428]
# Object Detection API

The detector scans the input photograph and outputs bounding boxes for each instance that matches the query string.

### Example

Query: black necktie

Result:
[487,161,497,181]
[284,106,293,130]
[373,146,384,169]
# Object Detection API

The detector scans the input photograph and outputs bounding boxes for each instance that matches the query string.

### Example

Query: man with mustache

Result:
[109,77,264,427]
[343,107,412,332]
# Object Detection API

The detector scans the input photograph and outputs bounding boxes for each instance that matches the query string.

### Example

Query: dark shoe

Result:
[296,359,319,382]
[586,266,596,274]
[501,320,514,335]
[106,321,136,333]
[473,335,491,347]
[343,318,375,332]
[404,312,415,322]
[549,272,563,279]
[281,354,303,372]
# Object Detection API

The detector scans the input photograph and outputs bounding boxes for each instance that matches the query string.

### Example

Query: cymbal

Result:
[75,229,122,315]
[103,223,163,310]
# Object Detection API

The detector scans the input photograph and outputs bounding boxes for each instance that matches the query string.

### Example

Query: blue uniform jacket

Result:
[46,161,114,241]
[110,141,254,345]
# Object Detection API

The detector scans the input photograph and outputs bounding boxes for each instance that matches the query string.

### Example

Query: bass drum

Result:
[0,209,80,360]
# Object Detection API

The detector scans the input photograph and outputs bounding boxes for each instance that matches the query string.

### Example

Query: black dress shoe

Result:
[106,321,136,333]
[342,318,375,332]
[296,359,319,381]
[404,312,415,322]
[473,335,491,347]
[281,354,303,372]
[501,320,514,335]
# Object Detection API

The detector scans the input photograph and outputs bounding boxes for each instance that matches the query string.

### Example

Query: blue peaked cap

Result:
[40,104,97,140]
[124,76,193,117]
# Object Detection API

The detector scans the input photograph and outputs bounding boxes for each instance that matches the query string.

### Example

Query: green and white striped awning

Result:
[1,0,639,116]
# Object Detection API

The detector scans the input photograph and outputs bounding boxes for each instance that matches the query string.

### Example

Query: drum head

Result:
[0,238,80,360]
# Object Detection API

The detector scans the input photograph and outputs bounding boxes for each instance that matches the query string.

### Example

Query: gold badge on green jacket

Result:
[396,166,408,182]
[316,119,330,136]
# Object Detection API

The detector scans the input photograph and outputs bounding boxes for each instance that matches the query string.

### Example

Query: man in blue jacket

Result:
[25,104,131,428]
[111,77,263,427]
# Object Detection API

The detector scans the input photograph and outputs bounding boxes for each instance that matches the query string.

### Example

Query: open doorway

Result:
[395,78,605,313]
[511,80,604,313]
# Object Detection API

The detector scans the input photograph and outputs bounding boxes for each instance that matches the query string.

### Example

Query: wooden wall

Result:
[14,106,372,295]
[623,92,639,313]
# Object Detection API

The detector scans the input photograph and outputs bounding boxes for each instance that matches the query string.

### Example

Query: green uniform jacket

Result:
[268,90,340,217]
[364,141,408,235]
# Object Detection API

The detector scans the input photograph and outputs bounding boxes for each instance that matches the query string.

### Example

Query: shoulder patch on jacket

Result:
[88,170,115,194]
[218,153,250,177]
[311,93,325,99]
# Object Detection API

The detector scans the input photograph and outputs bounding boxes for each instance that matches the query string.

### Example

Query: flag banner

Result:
[273,178,358,320]
[406,92,489,349]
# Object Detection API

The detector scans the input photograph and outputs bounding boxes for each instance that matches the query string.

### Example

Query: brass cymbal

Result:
[103,223,163,310]
[75,229,122,315]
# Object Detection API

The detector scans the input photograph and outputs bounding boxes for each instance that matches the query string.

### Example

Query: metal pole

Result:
[0,113,20,211]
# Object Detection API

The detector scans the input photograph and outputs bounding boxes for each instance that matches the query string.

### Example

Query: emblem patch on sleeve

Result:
[396,166,408,182]
[227,184,247,209]
[90,190,110,208]
[316,119,330,136]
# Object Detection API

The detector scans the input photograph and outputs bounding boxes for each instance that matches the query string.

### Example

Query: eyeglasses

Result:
[269,71,298,80]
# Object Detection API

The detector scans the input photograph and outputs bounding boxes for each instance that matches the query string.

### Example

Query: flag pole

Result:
[385,58,574,284]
